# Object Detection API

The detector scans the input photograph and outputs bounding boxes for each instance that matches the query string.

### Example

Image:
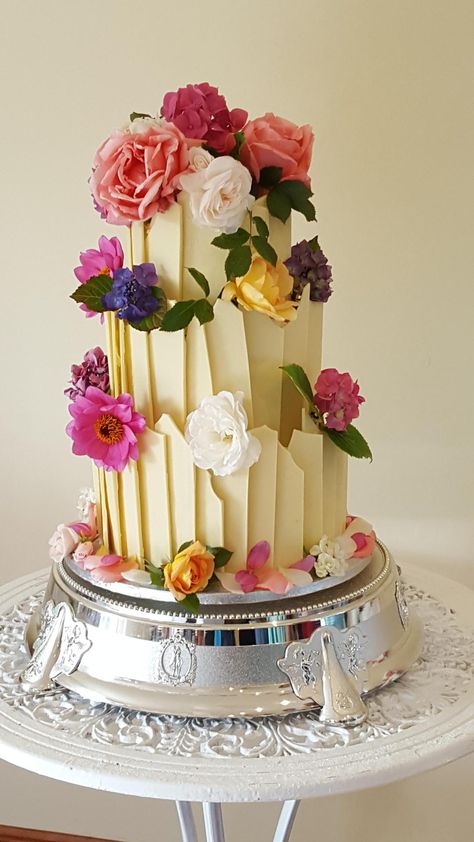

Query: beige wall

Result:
[0,0,472,838]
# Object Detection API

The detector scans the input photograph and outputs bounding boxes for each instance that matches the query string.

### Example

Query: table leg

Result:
[272,800,300,842]
[202,802,226,842]
[175,801,198,842]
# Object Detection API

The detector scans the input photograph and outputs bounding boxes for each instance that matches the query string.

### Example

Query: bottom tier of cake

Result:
[22,541,422,721]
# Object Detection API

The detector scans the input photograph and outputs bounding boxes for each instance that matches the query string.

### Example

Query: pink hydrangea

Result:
[314,368,365,432]
[66,386,146,472]
[161,82,247,154]
[74,236,123,319]
[90,122,190,225]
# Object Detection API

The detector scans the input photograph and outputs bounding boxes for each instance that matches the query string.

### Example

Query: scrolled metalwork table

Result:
[0,564,473,842]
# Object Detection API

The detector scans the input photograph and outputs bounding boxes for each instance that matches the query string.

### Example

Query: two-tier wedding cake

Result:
[23,83,422,721]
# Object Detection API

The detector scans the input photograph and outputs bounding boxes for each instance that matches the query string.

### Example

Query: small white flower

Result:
[188,146,214,171]
[126,115,162,134]
[185,390,261,477]
[77,487,96,519]
[311,534,351,578]
[179,156,254,234]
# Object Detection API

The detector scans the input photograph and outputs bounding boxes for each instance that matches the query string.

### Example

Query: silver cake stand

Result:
[0,564,473,842]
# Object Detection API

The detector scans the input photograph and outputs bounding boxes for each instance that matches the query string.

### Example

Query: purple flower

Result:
[284,237,333,303]
[102,263,160,323]
[65,347,109,401]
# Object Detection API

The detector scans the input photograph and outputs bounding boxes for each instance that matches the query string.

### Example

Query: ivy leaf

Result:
[259,166,283,188]
[177,540,194,553]
[129,111,152,122]
[194,299,214,325]
[225,245,252,280]
[212,229,250,250]
[253,216,269,239]
[251,236,278,266]
[230,130,246,159]
[145,560,165,588]
[325,424,373,461]
[160,300,197,332]
[187,267,210,298]
[129,287,167,332]
[207,547,233,568]
[267,187,292,223]
[179,593,200,614]
[280,363,314,408]
[278,180,316,222]
[70,274,113,313]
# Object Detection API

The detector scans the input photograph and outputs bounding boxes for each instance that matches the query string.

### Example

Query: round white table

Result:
[0,564,472,842]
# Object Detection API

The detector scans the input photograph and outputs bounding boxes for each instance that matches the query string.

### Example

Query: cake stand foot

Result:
[176,801,198,842]
[202,802,225,842]
[273,800,300,842]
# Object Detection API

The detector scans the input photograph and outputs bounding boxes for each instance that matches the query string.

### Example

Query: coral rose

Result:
[240,113,314,187]
[164,541,215,602]
[222,255,297,322]
[90,121,190,225]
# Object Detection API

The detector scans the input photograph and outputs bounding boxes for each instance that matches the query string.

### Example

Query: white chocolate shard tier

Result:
[95,194,347,573]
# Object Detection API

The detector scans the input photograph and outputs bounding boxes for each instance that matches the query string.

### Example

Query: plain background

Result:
[0,0,473,839]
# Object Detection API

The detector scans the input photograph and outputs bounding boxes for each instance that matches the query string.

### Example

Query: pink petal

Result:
[235,570,258,593]
[246,540,271,570]
[290,555,314,572]
[255,569,289,595]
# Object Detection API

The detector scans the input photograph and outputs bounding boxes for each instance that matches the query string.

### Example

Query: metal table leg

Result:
[272,800,300,842]
[202,802,226,842]
[176,801,199,842]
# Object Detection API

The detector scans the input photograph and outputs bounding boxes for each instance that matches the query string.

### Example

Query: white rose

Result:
[126,115,162,134]
[185,390,261,477]
[179,156,254,234]
[188,146,214,171]
[48,524,79,564]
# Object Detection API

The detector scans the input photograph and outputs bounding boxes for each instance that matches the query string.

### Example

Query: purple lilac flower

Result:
[65,347,109,401]
[284,237,333,303]
[102,263,160,323]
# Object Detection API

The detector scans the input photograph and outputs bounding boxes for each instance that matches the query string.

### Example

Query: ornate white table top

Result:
[0,564,472,803]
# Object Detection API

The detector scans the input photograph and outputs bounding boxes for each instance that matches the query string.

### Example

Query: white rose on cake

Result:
[188,146,214,171]
[185,391,261,477]
[179,156,254,233]
[49,524,79,564]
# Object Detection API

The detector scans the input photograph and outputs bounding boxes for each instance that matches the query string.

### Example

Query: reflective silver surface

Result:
[24,542,423,717]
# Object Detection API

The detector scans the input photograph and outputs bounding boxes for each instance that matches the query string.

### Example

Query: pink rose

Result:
[90,121,191,226]
[240,113,314,186]
[72,541,94,564]
[48,524,79,564]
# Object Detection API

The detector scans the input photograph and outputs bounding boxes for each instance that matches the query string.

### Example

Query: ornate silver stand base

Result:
[22,541,422,720]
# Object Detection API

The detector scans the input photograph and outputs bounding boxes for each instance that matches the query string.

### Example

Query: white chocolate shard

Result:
[280,284,311,445]
[274,443,304,569]
[288,428,324,549]
[196,469,224,548]
[212,469,249,573]
[186,318,213,413]
[138,427,172,564]
[205,299,253,426]
[149,330,186,430]
[127,329,153,427]
[146,202,183,299]
[104,470,122,555]
[155,413,195,554]
[247,426,278,563]
[244,311,285,431]
[118,462,143,559]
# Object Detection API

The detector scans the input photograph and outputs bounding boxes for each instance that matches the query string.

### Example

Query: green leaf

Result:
[145,560,166,588]
[277,180,316,222]
[194,298,214,325]
[267,186,292,223]
[161,300,197,332]
[129,287,167,332]
[177,540,194,553]
[259,166,283,188]
[70,274,113,313]
[187,267,210,298]
[231,130,246,158]
[280,363,314,408]
[253,216,269,239]
[325,424,373,461]
[129,111,152,122]
[251,235,278,266]
[179,593,200,614]
[212,228,250,250]
[207,546,233,569]
[225,244,252,280]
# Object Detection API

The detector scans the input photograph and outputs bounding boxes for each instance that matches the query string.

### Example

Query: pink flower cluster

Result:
[314,368,365,432]
[161,82,247,154]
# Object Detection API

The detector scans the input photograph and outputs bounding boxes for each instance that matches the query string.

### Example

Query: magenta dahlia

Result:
[66,387,146,472]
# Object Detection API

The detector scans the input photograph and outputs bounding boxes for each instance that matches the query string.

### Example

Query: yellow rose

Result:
[222,255,297,322]
[164,541,215,601]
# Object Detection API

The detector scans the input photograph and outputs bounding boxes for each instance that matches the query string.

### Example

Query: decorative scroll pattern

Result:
[0,584,473,757]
